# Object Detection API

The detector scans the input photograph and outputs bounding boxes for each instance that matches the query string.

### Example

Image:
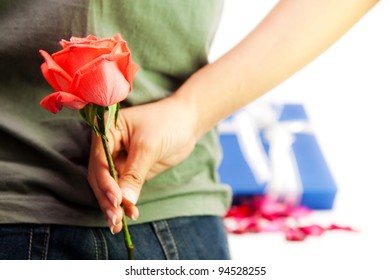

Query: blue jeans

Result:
[0,216,230,260]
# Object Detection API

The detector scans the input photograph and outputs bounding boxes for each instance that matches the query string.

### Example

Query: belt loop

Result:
[28,225,50,260]
[152,220,179,260]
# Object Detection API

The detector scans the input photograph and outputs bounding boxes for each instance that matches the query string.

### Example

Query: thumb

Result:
[119,142,154,206]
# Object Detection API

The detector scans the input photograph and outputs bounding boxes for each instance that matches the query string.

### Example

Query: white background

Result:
[210,0,390,279]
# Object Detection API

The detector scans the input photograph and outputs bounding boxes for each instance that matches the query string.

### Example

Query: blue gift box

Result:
[217,103,337,210]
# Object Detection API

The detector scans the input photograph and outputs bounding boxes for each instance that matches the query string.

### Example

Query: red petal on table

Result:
[284,227,307,241]
[224,217,261,234]
[225,205,253,218]
[224,195,356,240]
[289,205,312,218]
[327,224,356,231]
[298,225,326,236]
[245,217,262,233]
[261,218,286,232]
[253,196,291,220]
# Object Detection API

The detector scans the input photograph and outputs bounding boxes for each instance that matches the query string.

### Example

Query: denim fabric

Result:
[0,216,230,260]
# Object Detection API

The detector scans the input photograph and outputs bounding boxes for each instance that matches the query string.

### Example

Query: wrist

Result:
[170,74,214,141]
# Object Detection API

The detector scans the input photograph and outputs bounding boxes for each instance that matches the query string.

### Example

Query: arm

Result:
[175,0,378,139]
[89,0,378,233]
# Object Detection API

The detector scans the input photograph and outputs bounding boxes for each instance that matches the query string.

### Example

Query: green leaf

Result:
[106,104,117,135]
[79,104,100,135]
[96,105,106,137]
[114,103,120,128]
[80,103,120,137]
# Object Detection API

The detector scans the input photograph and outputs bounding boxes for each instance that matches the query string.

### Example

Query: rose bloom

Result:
[39,34,138,113]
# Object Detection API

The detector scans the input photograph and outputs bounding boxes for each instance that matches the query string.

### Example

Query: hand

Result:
[87,96,198,233]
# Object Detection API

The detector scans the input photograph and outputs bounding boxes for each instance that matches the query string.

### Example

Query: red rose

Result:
[39,34,139,113]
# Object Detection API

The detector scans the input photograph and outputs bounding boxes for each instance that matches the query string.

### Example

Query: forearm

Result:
[173,0,378,139]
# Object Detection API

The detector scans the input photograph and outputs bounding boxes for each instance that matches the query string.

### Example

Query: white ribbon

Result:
[218,102,312,203]
[218,103,281,184]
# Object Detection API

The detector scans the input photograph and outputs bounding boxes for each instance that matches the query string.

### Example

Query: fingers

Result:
[119,139,154,216]
[88,132,124,234]
[123,204,139,221]
[89,123,145,233]
[88,108,161,232]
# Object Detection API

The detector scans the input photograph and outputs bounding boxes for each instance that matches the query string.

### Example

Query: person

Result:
[0,0,378,260]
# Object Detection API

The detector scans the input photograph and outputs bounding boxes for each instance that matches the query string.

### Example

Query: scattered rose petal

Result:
[298,225,325,236]
[327,224,356,232]
[289,205,312,218]
[224,195,357,241]
[261,218,286,232]
[284,226,307,241]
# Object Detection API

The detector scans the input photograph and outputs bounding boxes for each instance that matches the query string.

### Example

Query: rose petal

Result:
[327,224,356,231]
[126,61,139,89]
[298,225,326,236]
[91,38,118,50]
[40,91,87,113]
[52,45,111,77]
[60,35,99,48]
[284,227,307,241]
[289,205,312,218]
[71,54,130,106]
[261,218,286,232]
[39,50,72,92]
[245,217,262,233]
[256,196,292,220]
[61,35,119,50]
[225,205,253,218]
[109,37,138,83]
[112,33,124,42]
[223,218,250,234]
[224,195,356,242]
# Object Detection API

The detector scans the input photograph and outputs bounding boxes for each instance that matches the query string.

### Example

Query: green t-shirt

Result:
[0,0,231,226]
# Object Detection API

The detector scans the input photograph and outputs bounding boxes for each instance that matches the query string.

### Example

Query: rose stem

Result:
[100,126,134,260]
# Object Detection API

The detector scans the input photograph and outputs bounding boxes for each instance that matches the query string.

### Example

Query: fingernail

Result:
[122,187,137,204]
[106,209,118,226]
[130,213,138,221]
[131,207,139,221]
[109,225,115,235]
[106,192,118,208]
